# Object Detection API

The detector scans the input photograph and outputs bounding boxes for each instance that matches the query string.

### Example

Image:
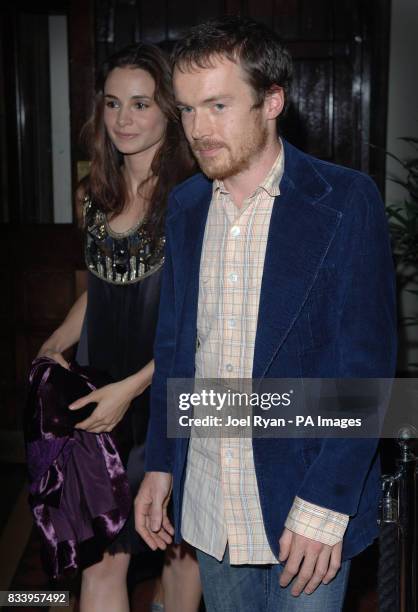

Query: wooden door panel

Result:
[298,0,333,40]
[333,49,361,169]
[291,59,334,159]
[272,0,300,39]
[0,224,83,430]
[22,270,75,325]
[140,0,167,42]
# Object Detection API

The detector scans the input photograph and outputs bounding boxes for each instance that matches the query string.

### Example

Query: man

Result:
[135,17,397,611]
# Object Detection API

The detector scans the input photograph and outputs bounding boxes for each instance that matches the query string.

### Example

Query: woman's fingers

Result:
[69,390,98,410]
[39,349,69,369]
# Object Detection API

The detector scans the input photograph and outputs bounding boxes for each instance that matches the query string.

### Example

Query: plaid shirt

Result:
[181,145,349,563]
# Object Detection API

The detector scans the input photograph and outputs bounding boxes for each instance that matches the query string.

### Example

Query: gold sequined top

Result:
[84,198,165,285]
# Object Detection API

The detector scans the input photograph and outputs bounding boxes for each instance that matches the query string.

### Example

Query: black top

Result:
[83,198,164,447]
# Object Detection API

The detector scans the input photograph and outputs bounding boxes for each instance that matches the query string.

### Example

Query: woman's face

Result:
[103,66,167,157]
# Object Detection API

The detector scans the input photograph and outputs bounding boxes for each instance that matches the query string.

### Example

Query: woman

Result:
[37,43,201,612]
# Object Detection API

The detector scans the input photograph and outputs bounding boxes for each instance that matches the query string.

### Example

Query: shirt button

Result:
[225,449,234,460]
[229,272,238,282]
[230,226,240,237]
[228,319,236,328]
[225,363,234,372]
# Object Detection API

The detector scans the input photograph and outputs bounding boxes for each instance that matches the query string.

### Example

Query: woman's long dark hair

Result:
[82,43,195,241]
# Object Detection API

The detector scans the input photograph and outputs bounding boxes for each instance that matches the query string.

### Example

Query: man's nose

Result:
[191,112,211,140]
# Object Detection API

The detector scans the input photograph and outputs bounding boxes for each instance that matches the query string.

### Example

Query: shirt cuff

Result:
[284,496,349,546]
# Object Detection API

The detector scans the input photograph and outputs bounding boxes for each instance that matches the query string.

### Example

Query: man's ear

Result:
[264,86,284,120]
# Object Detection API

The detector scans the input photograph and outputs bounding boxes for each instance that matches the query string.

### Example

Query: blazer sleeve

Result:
[296,174,397,515]
[144,202,177,473]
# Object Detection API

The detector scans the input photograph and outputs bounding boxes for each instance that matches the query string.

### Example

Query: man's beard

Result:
[191,116,269,180]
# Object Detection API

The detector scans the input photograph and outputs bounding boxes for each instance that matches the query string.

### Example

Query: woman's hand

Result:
[37,345,69,369]
[69,365,153,433]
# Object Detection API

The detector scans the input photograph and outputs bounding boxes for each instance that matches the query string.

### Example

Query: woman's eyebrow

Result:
[104,94,153,100]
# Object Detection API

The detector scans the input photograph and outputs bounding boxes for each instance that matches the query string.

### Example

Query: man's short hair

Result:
[172,16,293,114]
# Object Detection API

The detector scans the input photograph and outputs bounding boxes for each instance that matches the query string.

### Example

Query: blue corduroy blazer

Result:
[145,139,397,560]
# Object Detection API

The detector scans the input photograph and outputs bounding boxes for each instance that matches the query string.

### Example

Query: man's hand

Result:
[134,472,174,551]
[278,528,342,596]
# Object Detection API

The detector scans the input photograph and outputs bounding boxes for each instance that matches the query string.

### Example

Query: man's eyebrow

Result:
[175,95,234,106]
[202,95,234,104]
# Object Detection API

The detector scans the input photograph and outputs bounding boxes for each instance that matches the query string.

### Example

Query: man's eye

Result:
[177,106,193,114]
[214,103,225,111]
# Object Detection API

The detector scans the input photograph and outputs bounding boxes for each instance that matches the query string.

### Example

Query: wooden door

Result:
[93,0,390,190]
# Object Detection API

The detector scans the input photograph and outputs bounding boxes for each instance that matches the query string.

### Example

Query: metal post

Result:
[398,438,417,612]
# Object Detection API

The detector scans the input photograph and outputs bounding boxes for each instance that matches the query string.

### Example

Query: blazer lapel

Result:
[253,147,342,378]
[168,179,212,355]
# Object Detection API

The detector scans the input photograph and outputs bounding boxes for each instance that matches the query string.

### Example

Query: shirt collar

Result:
[213,138,284,198]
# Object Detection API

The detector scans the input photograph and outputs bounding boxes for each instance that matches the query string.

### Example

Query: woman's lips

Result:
[114,132,139,140]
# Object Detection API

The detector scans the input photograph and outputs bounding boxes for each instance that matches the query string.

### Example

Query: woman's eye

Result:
[105,100,119,109]
[134,102,148,110]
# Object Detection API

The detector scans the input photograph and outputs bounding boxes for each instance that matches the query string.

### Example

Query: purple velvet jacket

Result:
[25,357,131,580]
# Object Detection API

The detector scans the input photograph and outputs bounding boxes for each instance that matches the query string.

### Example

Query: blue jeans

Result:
[196,548,351,612]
